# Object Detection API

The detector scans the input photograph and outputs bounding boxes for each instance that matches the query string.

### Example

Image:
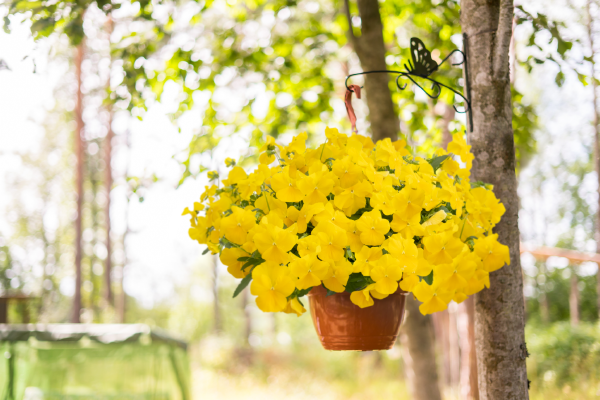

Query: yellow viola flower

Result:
[412,279,454,315]
[286,203,324,234]
[390,213,425,239]
[353,245,383,275]
[350,285,375,308]
[474,234,510,272]
[423,230,465,265]
[370,190,396,216]
[322,259,353,292]
[253,217,298,264]
[447,133,474,170]
[201,184,218,202]
[297,235,322,257]
[383,234,418,270]
[333,180,372,217]
[255,193,287,220]
[297,169,335,204]
[441,157,460,176]
[283,297,306,316]
[222,166,248,186]
[225,157,236,167]
[332,156,364,188]
[270,166,304,202]
[289,254,331,290]
[313,221,348,262]
[220,247,250,279]
[314,202,352,231]
[325,126,348,148]
[369,285,390,300]
[182,207,195,217]
[250,262,295,312]
[392,186,425,220]
[287,131,308,155]
[374,138,398,167]
[370,254,403,294]
[464,269,490,295]
[356,210,390,246]
[220,207,257,245]
[399,249,433,292]
[346,221,364,253]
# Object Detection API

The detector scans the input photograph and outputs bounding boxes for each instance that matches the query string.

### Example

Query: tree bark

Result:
[345,0,400,141]
[459,297,480,400]
[461,1,529,399]
[569,266,580,326]
[72,41,85,323]
[586,0,600,320]
[402,296,443,400]
[104,16,114,308]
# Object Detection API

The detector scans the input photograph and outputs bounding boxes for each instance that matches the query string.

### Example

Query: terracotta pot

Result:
[308,285,408,351]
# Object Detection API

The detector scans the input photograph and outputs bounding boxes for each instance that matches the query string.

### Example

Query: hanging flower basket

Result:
[308,285,407,351]
[182,127,510,351]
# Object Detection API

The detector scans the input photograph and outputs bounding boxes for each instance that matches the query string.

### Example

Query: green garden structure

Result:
[0,324,190,400]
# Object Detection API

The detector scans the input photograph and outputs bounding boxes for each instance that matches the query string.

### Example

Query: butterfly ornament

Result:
[345,37,472,130]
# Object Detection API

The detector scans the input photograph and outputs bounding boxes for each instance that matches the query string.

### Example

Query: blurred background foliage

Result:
[0,0,600,398]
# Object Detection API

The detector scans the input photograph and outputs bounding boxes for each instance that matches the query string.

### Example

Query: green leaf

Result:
[344,273,374,293]
[233,270,254,298]
[202,247,210,255]
[422,271,434,285]
[428,154,450,172]
[237,257,250,262]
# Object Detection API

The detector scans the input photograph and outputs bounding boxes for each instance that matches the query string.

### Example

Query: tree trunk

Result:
[345,0,400,142]
[402,296,443,400]
[586,0,600,320]
[569,266,580,326]
[459,297,480,400]
[72,41,85,324]
[104,16,114,308]
[461,1,529,399]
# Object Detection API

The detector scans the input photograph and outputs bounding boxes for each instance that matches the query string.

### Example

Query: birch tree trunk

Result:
[461,1,529,398]
[72,41,85,323]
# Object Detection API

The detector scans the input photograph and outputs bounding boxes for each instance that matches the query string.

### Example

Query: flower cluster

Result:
[183,128,509,315]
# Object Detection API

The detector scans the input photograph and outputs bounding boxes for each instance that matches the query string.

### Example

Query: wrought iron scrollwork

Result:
[345,37,471,130]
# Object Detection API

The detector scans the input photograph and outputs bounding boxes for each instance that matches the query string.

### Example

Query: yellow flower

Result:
[399,249,433,292]
[289,254,331,290]
[220,207,257,245]
[353,245,383,275]
[350,285,375,308]
[314,202,352,231]
[356,210,390,246]
[270,166,304,202]
[423,230,465,265]
[390,213,425,238]
[392,186,425,220]
[283,298,306,316]
[332,156,364,188]
[297,168,335,204]
[322,258,353,292]
[412,279,454,315]
[434,250,478,291]
[255,193,287,220]
[286,203,324,234]
[370,254,403,294]
[207,170,219,181]
[250,262,295,312]
[346,221,364,253]
[220,247,250,279]
[222,166,248,186]
[474,234,510,272]
[225,157,236,167]
[333,180,372,216]
[253,217,298,264]
[370,190,396,216]
[297,235,321,257]
[383,234,418,270]
[313,221,348,262]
